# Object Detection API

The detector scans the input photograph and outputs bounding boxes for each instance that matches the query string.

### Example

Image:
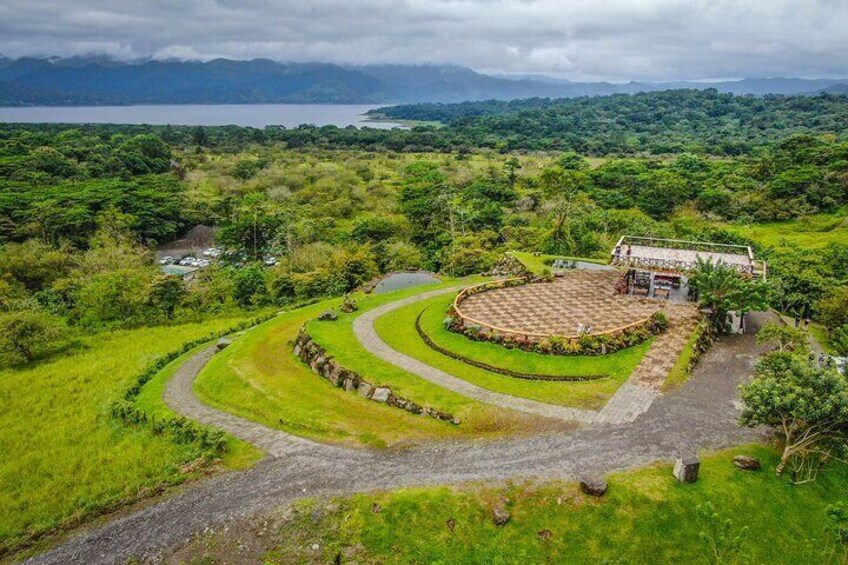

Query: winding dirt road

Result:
[26,294,770,565]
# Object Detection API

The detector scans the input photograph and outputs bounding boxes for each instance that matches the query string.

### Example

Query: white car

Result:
[202,247,221,258]
[264,256,278,266]
[179,257,195,266]
[158,256,174,265]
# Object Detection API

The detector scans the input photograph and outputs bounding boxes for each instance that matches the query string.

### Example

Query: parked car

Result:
[202,247,221,258]
[264,256,278,266]
[178,257,195,266]
[158,256,174,265]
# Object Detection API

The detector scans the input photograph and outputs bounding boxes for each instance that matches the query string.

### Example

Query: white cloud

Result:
[1,0,847,80]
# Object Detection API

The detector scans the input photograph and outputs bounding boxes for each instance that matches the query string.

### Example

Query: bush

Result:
[649,311,670,332]
[0,309,66,365]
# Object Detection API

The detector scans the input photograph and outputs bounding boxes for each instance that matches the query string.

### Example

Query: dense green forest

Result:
[372,90,848,155]
[1,89,848,366]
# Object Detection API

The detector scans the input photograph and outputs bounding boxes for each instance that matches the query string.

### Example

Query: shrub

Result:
[649,311,670,332]
[0,309,66,365]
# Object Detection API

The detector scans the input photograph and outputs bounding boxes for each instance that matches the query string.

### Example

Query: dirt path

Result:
[26,303,771,564]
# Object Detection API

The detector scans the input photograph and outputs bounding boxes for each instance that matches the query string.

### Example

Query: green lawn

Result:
[0,316,251,559]
[731,211,848,251]
[194,280,556,450]
[508,251,609,275]
[264,445,848,564]
[374,292,649,410]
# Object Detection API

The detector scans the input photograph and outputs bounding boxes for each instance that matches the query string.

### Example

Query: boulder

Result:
[733,455,761,471]
[357,381,374,398]
[371,387,391,403]
[327,364,343,385]
[537,529,553,540]
[318,310,338,321]
[491,506,511,526]
[343,377,357,392]
[579,478,608,497]
[293,343,302,357]
[673,455,700,484]
[216,338,232,351]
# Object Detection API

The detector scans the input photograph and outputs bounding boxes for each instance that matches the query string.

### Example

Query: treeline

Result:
[374,90,848,155]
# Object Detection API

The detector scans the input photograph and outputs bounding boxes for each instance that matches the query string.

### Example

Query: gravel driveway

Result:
[26,302,770,565]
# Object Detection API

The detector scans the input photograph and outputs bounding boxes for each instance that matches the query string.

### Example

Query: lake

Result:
[0,104,403,129]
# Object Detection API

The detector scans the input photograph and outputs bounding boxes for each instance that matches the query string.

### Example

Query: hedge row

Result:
[111,311,278,457]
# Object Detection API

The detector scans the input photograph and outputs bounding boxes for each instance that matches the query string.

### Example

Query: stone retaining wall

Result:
[293,327,459,425]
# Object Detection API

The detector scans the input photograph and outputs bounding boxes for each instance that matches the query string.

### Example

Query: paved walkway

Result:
[164,346,352,459]
[27,298,773,565]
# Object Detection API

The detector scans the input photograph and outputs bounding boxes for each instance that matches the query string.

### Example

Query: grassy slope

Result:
[195,281,554,449]
[0,317,249,556]
[265,445,847,564]
[731,211,848,251]
[375,292,648,410]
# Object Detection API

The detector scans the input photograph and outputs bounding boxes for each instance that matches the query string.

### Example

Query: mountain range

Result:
[0,56,847,106]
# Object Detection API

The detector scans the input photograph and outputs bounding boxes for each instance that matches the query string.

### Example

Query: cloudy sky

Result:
[1,0,847,81]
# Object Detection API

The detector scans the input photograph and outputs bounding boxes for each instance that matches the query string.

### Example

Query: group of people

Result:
[793,316,811,331]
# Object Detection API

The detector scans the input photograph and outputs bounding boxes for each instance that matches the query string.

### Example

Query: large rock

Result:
[579,478,608,497]
[216,338,232,351]
[673,455,700,484]
[733,455,761,471]
[357,381,374,398]
[318,310,338,321]
[371,387,391,403]
[491,506,511,526]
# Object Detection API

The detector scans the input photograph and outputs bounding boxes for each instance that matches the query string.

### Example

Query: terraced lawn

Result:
[196,280,562,450]
[375,293,650,410]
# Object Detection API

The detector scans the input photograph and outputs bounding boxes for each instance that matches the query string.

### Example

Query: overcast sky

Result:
[1,0,847,81]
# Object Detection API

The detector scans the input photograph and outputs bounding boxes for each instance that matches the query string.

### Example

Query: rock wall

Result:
[293,327,459,425]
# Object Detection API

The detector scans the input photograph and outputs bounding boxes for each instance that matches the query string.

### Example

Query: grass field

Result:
[195,281,561,450]
[730,211,848,251]
[0,316,251,558]
[372,292,648,409]
[508,251,609,275]
[263,445,848,564]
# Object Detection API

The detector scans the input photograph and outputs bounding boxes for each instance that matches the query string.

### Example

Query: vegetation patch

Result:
[0,318,253,560]
[258,445,848,564]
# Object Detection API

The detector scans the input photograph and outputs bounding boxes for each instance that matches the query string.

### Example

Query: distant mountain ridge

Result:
[0,56,846,106]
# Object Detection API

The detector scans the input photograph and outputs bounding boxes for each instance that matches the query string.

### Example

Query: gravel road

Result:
[26,301,770,565]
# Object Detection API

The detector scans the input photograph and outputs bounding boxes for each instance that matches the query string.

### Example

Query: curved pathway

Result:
[354,286,596,423]
[27,300,772,565]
